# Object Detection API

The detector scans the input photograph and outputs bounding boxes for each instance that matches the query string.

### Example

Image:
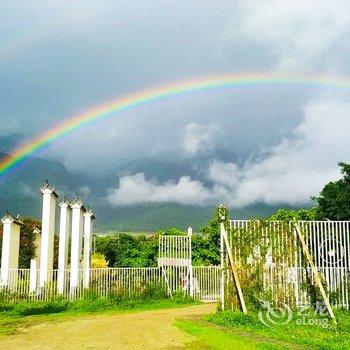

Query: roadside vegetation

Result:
[201,309,350,350]
[177,319,288,350]
[0,287,197,336]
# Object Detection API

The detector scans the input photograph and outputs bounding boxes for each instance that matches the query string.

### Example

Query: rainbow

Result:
[1,72,350,181]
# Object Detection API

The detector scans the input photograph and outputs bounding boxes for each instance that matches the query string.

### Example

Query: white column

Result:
[70,198,85,292]
[187,226,194,297]
[29,259,38,293]
[0,212,22,288]
[83,209,95,289]
[57,199,71,294]
[39,181,57,287]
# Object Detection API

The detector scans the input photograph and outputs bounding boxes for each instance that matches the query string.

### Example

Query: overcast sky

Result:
[1,0,350,207]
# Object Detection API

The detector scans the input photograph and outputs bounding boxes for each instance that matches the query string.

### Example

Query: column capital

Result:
[70,199,86,212]
[83,208,95,220]
[1,211,23,226]
[59,198,71,209]
[40,180,58,198]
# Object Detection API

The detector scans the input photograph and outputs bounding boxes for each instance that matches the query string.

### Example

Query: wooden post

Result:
[221,222,248,315]
[294,223,337,324]
[220,221,225,310]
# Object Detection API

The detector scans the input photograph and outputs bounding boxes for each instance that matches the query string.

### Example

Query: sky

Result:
[1,0,350,209]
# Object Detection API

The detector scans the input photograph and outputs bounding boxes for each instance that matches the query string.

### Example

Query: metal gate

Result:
[158,233,220,302]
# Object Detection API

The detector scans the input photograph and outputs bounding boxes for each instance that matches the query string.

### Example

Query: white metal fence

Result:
[0,232,221,304]
[0,266,221,303]
[228,220,350,309]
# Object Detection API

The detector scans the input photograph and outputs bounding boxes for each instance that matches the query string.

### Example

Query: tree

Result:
[313,162,350,220]
[95,233,159,267]
[19,217,40,268]
[192,207,226,266]
[269,208,317,221]
[0,217,40,268]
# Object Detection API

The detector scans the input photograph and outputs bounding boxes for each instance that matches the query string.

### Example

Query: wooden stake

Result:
[221,222,248,315]
[294,223,337,324]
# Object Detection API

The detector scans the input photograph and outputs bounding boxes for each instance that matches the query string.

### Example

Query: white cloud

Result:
[107,173,213,206]
[79,186,91,196]
[107,98,350,207]
[182,123,219,156]
[224,0,350,71]
[208,98,350,206]
[0,1,111,60]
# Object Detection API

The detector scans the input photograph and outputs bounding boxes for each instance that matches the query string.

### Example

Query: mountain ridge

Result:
[0,149,303,232]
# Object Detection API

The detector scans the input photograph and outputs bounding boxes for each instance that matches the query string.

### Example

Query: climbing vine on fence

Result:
[223,212,335,312]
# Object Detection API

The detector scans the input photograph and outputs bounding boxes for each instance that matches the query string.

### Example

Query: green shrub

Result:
[0,282,195,317]
[0,302,14,313]
[11,299,69,316]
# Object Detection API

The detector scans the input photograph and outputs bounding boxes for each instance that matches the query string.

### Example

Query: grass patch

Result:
[176,319,289,350]
[207,309,350,350]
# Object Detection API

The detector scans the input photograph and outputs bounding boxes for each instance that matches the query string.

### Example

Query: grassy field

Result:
[201,309,350,350]
[176,319,291,350]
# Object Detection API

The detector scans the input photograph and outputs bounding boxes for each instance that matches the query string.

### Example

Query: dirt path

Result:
[0,304,216,350]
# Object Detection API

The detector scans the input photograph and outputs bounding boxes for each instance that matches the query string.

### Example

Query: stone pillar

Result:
[57,199,71,294]
[0,212,23,288]
[83,209,95,289]
[70,197,85,293]
[39,181,58,287]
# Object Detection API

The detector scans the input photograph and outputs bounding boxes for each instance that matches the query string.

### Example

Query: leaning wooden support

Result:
[160,266,173,299]
[221,222,248,315]
[294,223,337,324]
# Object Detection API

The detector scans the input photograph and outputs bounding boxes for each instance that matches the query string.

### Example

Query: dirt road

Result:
[0,304,216,350]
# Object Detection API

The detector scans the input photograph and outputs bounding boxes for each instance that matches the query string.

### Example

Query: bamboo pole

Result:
[294,223,337,324]
[220,221,225,310]
[221,222,248,315]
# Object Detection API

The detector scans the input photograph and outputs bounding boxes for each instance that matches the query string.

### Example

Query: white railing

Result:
[0,266,221,303]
